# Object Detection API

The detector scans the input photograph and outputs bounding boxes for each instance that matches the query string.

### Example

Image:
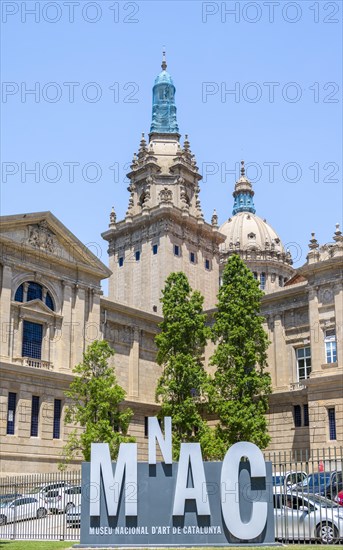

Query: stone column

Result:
[273,313,288,388]
[41,322,49,362]
[129,326,140,398]
[308,287,323,376]
[334,283,343,367]
[0,265,12,357]
[59,282,73,371]
[86,289,101,343]
[23,282,29,302]
[14,315,24,358]
[72,285,86,366]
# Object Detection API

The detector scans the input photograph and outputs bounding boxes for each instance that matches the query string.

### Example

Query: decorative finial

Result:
[211,209,218,227]
[183,134,190,151]
[334,223,342,242]
[138,132,147,158]
[161,49,167,71]
[309,232,319,250]
[240,160,245,177]
[109,206,116,227]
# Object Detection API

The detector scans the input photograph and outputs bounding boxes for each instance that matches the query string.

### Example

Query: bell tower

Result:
[102,54,225,314]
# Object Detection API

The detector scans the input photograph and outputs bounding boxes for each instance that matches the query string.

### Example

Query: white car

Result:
[30,481,72,499]
[273,470,307,493]
[0,495,48,525]
[44,485,81,513]
[66,504,81,527]
[274,491,343,543]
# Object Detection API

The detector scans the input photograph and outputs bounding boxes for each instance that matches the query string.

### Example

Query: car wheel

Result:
[36,507,47,519]
[316,523,339,544]
[65,502,74,512]
[0,515,7,526]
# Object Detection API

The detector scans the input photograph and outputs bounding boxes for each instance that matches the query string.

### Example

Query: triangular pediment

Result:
[0,211,111,279]
[14,298,60,317]
[284,272,307,286]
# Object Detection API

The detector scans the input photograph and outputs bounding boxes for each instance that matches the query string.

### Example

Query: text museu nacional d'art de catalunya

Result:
[79,417,275,547]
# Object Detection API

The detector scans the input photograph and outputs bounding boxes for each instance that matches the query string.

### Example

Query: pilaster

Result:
[128,326,140,398]
[0,265,12,358]
[334,282,343,367]
[308,287,323,376]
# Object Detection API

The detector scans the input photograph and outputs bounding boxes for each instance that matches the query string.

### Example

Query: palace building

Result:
[0,55,342,474]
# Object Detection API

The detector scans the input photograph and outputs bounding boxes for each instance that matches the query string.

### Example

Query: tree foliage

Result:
[155,272,218,459]
[60,340,134,468]
[210,254,272,450]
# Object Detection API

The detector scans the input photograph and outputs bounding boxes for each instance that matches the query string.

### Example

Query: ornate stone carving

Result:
[320,287,334,304]
[27,222,56,253]
[159,187,173,203]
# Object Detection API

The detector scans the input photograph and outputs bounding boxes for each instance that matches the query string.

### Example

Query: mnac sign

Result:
[78,417,275,547]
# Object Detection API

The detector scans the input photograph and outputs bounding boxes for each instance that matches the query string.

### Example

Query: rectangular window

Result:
[325,329,337,363]
[22,321,43,359]
[260,272,266,290]
[293,405,302,427]
[174,245,180,257]
[135,250,140,261]
[152,244,158,255]
[328,408,336,440]
[190,252,195,263]
[303,404,309,427]
[118,257,124,267]
[205,259,210,270]
[30,396,40,437]
[7,392,16,435]
[253,272,258,280]
[53,399,62,439]
[144,416,148,437]
[296,347,311,380]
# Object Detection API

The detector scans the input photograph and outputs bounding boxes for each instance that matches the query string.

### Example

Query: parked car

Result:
[30,481,72,500]
[273,470,307,493]
[0,493,22,504]
[0,495,47,525]
[274,491,343,544]
[44,485,81,513]
[297,471,343,500]
[334,490,343,506]
[66,504,81,527]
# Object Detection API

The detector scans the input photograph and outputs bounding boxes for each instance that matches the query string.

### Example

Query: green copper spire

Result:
[150,51,179,134]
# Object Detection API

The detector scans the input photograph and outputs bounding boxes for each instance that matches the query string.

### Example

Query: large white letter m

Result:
[90,442,137,517]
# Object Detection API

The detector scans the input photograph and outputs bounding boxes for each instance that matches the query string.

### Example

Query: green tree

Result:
[155,272,218,459]
[60,340,134,468]
[210,254,272,450]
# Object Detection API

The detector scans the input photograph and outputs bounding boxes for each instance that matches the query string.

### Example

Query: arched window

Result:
[14,281,55,311]
[27,282,42,302]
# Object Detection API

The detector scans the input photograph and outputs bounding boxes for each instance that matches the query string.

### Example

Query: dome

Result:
[219,212,286,255]
[154,70,174,86]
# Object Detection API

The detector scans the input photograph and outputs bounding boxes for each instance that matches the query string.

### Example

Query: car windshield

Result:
[300,473,331,488]
[311,495,340,508]
[30,486,44,494]
[273,475,285,486]
[0,499,13,507]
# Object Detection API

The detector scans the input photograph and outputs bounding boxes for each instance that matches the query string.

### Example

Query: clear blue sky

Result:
[1,0,342,292]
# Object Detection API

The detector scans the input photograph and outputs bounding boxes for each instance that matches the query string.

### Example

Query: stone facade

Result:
[0,58,342,474]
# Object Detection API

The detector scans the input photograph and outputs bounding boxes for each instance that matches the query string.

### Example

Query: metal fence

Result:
[0,470,81,541]
[0,448,342,543]
[265,448,343,544]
